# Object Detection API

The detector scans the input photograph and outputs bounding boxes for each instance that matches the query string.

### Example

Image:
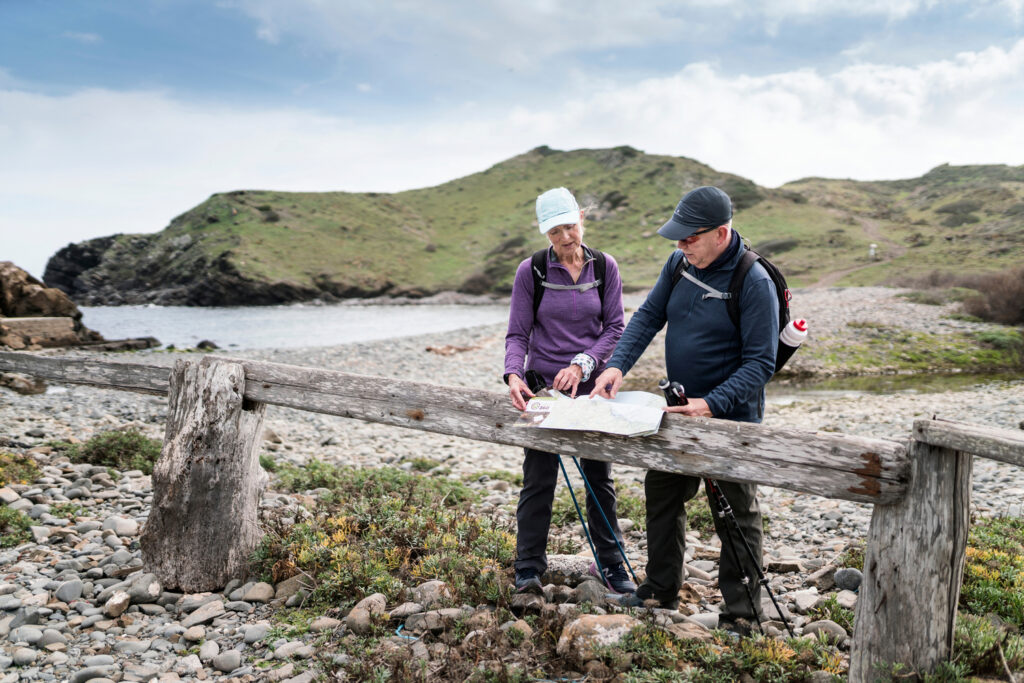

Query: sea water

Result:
[80,303,510,350]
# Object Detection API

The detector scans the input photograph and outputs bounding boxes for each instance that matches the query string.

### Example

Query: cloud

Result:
[62,31,103,44]
[2,38,1022,278]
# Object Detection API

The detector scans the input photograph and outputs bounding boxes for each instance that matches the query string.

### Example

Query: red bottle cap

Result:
[793,319,807,331]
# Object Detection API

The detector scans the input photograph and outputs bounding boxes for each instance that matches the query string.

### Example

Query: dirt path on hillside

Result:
[808,215,908,288]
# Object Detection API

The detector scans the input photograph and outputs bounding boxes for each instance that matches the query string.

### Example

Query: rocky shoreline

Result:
[1,287,1022,680]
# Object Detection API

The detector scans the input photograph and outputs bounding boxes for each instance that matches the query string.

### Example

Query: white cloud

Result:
[2,38,1022,279]
[62,31,102,44]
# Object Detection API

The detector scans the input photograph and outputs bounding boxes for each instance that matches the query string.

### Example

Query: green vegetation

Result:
[0,506,32,547]
[809,594,854,633]
[63,148,1024,303]
[961,516,1024,629]
[0,452,40,486]
[252,462,513,610]
[61,429,163,474]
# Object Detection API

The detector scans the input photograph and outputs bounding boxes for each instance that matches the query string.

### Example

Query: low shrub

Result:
[0,507,32,547]
[963,268,1024,324]
[65,429,162,475]
[0,452,40,486]
[253,463,512,610]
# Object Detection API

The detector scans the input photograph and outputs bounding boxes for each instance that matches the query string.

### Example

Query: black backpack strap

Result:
[669,250,687,290]
[530,249,547,317]
[532,247,607,316]
[725,249,759,330]
[592,248,607,308]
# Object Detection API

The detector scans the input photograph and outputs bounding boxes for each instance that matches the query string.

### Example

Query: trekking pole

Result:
[569,456,639,584]
[556,455,605,580]
[659,379,795,638]
[704,478,795,638]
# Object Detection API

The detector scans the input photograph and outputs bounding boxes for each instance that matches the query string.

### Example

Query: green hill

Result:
[43,147,1024,305]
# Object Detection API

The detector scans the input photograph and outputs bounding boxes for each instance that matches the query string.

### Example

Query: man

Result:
[590,185,778,634]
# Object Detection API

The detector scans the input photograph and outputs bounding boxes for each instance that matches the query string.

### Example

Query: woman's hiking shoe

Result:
[589,561,637,594]
[514,568,543,594]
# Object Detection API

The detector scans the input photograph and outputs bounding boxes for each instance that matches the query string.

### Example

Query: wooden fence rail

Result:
[2,350,1022,682]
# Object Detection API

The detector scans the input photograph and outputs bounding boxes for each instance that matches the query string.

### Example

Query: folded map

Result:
[515,390,667,437]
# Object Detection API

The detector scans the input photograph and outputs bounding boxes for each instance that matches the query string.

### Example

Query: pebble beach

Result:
[1,286,1022,680]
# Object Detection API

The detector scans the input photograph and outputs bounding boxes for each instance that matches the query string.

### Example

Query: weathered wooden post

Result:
[849,438,971,681]
[140,358,268,592]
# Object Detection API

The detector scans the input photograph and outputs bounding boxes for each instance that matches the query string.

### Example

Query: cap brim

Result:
[657,218,699,240]
[539,211,580,234]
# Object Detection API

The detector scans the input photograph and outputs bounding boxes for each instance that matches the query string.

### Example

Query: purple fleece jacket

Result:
[504,245,625,390]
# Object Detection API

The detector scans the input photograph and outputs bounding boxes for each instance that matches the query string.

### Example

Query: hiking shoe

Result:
[589,561,637,594]
[514,568,543,594]
[617,591,680,610]
[718,617,755,638]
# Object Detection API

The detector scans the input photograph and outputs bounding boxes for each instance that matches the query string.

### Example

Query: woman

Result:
[503,186,634,595]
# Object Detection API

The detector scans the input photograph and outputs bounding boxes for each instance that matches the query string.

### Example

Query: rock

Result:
[199,639,220,661]
[212,650,242,672]
[310,617,341,632]
[667,621,714,642]
[241,581,275,603]
[274,641,314,659]
[56,579,84,603]
[274,574,309,601]
[103,590,131,617]
[790,588,820,614]
[545,554,593,586]
[0,373,47,395]
[243,623,270,644]
[803,619,848,644]
[405,608,466,634]
[388,602,424,619]
[127,573,161,604]
[180,599,225,628]
[0,261,102,346]
[835,589,858,609]
[804,564,836,591]
[183,625,205,642]
[571,578,609,605]
[557,614,640,663]
[410,580,450,609]
[834,568,863,591]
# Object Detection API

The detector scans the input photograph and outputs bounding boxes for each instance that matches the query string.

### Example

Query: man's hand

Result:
[552,364,583,398]
[664,397,713,417]
[589,367,623,399]
[508,374,535,411]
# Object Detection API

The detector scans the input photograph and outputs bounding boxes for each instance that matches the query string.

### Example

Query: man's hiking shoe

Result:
[589,561,637,594]
[618,591,680,610]
[514,568,543,594]
[718,617,755,638]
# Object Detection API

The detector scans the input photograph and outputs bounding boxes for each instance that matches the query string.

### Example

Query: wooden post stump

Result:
[849,440,971,681]
[140,358,268,592]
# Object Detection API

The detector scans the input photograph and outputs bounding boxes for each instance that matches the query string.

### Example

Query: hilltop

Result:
[43,147,1024,306]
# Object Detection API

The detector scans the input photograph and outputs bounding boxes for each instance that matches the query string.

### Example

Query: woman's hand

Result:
[508,373,535,411]
[589,368,623,399]
[663,398,713,417]
[552,364,584,398]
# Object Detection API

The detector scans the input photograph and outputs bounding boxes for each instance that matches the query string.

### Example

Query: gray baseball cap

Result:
[657,186,733,240]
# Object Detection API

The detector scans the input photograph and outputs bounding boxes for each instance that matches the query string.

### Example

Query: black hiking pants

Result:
[514,448,625,575]
[639,470,764,620]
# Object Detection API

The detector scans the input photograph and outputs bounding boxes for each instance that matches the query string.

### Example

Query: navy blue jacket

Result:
[608,232,778,423]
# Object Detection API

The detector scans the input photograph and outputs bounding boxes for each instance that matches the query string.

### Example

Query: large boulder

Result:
[0,261,103,349]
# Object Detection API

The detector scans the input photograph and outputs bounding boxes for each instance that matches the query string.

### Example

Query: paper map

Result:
[515,390,667,437]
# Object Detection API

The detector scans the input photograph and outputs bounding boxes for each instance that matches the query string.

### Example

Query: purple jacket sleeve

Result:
[503,258,534,381]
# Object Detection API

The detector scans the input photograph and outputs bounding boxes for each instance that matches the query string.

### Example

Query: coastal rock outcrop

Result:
[0,261,103,349]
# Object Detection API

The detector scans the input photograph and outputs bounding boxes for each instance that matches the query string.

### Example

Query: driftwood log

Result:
[139,359,268,592]
[849,439,971,680]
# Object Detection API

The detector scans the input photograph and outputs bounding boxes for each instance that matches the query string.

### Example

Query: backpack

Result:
[670,247,794,367]
[530,247,607,317]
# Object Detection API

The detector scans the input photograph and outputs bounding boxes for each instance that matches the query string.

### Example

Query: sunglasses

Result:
[680,225,719,242]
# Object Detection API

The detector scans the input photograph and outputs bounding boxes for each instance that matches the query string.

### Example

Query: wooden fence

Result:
[2,351,1022,682]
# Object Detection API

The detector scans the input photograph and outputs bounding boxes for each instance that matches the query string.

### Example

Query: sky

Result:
[2,1,1023,280]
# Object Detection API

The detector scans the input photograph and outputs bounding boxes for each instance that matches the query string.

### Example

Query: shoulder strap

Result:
[532,247,607,316]
[593,249,607,308]
[530,249,547,317]
[727,248,792,333]
[725,249,759,329]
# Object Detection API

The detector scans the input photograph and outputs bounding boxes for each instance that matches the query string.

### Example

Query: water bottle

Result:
[775,318,808,372]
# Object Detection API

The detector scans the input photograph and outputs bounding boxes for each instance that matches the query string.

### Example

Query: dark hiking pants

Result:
[639,470,764,620]
[514,448,624,574]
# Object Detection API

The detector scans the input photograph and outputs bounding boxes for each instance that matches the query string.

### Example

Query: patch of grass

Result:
[836,541,865,571]
[64,429,162,475]
[253,463,512,610]
[259,454,278,472]
[686,494,716,537]
[960,516,1024,629]
[615,483,646,531]
[612,621,845,682]
[0,452,40,486]
[809,594,854,633]
[50,503,85,520]
[951,613,1024,678]
[467,469,523,487]
[0,507,32,547]
[406,457,443,472]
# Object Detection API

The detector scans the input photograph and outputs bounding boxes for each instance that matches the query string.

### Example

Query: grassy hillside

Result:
[49,148,1024,303]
